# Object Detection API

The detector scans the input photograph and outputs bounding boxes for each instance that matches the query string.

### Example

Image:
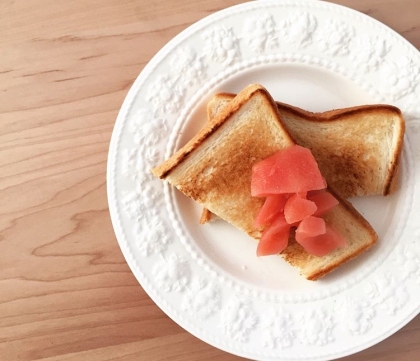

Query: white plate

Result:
[107,1,420,359]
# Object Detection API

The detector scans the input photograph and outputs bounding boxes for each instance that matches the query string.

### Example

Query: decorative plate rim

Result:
[107,1,420,360]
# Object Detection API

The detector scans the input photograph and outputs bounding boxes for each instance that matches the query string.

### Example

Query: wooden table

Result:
[1,0,419,360]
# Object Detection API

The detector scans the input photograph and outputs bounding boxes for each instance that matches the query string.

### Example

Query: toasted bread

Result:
[152,84,378,280]
[152,84,295,237]
[207,93,405,198]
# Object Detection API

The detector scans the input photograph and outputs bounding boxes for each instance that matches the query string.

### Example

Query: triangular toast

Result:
[152,84,378,280]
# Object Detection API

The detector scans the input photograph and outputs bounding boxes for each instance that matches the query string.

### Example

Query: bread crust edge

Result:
[212,93,406,197]
[151,85,295,179]
[305,240,377,280]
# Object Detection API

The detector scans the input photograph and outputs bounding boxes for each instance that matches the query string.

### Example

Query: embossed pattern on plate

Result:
[107,1,420,360]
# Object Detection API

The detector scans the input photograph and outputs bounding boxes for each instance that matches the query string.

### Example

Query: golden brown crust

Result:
[306,241,375,280]
[386,153,401,195]
[151,99,241,179]
[383,119,405,195]
[285,102,403,122]
[152,85,294,179]
[199,208,213,224]
[215,92,403,122]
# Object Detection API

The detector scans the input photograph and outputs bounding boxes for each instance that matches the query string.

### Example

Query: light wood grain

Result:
[0,0,419,360]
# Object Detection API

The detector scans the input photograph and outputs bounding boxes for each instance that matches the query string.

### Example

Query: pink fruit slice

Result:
[283,193,317,224]
[295,225,347,257]
[307,191,339,217]
[254,194,288,228]
[295,216,326,240]
[257,215,291,256]
[251,145,327,196]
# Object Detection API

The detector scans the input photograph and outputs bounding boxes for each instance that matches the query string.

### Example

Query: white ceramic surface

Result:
[107,1,420,359]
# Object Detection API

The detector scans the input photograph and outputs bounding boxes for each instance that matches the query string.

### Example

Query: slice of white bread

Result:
[207,93,405,198]
[152,84,378,280]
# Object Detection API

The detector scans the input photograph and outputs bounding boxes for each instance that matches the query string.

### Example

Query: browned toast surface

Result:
[208,93,405,198]
[152,84,295,237]
[152,84,379,280]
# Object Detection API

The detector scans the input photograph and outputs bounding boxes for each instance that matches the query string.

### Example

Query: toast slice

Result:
[152,84,378,280]
[207,93,405,198]
[152,84,295,237]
